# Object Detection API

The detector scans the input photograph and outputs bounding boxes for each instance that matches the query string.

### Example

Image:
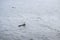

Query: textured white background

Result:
[0,0,60,40]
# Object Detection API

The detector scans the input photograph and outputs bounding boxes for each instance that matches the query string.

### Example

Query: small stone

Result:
[30,39,33,40]
[18,23,26,27]
[12,7,15,8]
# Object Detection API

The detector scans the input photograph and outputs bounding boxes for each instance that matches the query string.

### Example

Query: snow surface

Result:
[0,0,60,40]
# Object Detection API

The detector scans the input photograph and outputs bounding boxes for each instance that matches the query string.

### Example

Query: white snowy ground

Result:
[0,0,60,40]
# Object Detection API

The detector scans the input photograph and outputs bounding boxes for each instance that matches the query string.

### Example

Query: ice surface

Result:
[0,0,60,40]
